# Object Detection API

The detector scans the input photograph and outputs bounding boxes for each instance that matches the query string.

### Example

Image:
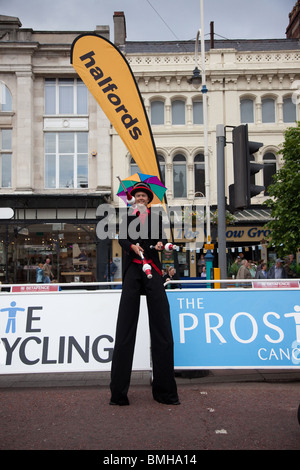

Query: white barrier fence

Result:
[0,280,299,374]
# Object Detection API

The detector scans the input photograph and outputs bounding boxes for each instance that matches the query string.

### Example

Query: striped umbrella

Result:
[117,173,167,206]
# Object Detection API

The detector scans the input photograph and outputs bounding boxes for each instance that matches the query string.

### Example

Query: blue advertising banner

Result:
[167,289,300,369]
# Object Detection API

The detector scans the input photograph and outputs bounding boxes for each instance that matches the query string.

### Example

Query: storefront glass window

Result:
[161,249,189,278]
[0,223,97,284]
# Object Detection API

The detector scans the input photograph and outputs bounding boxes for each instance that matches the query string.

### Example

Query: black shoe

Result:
[154,397,180,405]
[109,399,130,406]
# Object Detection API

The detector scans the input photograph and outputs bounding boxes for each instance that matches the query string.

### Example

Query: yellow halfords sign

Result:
[71,34,161,180]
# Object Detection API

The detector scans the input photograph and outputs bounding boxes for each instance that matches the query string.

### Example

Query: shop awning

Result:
[230,208,272,223]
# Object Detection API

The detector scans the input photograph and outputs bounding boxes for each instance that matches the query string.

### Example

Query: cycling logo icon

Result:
[0,301,25,333]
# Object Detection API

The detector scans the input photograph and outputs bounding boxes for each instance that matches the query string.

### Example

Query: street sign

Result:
[0,208,14,219]
[204,244,214,250]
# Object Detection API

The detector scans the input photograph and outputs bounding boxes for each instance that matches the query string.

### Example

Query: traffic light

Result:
[229,124,264,211]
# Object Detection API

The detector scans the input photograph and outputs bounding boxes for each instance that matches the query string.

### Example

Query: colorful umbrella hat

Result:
[117,173,167,206]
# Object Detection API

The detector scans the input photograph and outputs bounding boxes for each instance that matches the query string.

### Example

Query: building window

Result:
[157,155,165,184]
[194,154,205,196]
[151,101,164,125]
[193,100,203,124]
[0,129,12,187]
[0,83,12,112]
[249,155,256,187]
[45,78,88,115]
[172,100,185,125]
[130,157,141,175]
[283,97,296,123]
[240,99,254,123]
[173,154,187,197]
[130,155,165,183]
[45,132,88,189]
[262,98,275,123]
[263,153,277,195]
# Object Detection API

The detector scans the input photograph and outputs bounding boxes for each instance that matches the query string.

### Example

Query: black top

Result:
[118,208,167,279]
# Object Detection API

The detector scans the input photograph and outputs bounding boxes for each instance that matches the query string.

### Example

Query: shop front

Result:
[223,224,272,261]
[108,209,275,282]
[0,194,109,284]
[2,200,278,285]
[0,222,98,284]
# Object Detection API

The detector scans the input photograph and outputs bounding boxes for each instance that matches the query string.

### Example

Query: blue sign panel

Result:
[167,289,300,368]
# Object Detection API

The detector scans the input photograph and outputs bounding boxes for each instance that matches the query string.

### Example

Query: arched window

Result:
[193,100,203,124]
[262,98,275,123]
[263,153,277,195]
[240,99,254,123]
[0,83,12,112]
[173,154,186,197]
[172,100,185,125]
[283,97,296,123]
[151,101,164,125]
[194,154,205,196]
[130,156,165,183]
[157,154,165,184]
[130,157,141,175]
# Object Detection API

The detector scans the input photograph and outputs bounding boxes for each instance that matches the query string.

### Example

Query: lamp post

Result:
[189,1,213,283]
[190,1,211,245]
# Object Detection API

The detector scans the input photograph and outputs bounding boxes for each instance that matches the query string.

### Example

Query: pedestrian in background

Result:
[104,258,118,283]
[236,259,252,279]
[257,262,268,279]
[36,263,44,283]
[164,266,180,289]
[43,258,54,283]
[268,259,288,279]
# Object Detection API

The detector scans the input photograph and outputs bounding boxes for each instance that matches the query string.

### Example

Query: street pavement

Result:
[0,369,299,453]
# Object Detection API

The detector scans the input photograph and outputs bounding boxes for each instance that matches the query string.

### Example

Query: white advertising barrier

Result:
[0,289,150,374]
[0,282,300,374]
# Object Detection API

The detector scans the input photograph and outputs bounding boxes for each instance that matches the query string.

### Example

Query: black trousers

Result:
[110,262,178,404]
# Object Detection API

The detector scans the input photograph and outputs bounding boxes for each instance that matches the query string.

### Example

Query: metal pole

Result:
[200,0,211,242]
[216,124,227,279]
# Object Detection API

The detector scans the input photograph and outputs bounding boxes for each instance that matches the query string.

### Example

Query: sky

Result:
[0,0,296,42]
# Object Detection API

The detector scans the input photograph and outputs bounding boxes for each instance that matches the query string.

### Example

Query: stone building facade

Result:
[110,11,300,276]
[0,15,111,283]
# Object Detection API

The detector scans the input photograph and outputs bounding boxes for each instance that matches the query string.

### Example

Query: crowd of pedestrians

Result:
[234,253,297,280]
